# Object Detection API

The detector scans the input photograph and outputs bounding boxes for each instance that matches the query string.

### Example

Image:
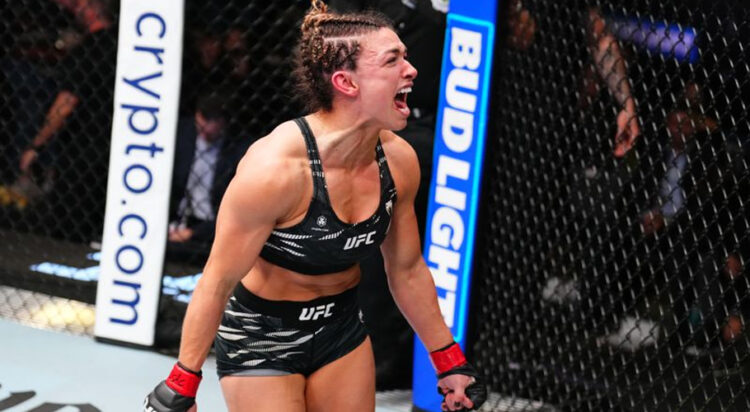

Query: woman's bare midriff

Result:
[240,257,361,301]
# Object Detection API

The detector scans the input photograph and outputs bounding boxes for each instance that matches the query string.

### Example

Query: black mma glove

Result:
[430,342,488,411]
[144,362,202,412]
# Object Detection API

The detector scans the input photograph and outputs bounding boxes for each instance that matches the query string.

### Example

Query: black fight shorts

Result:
[214,283,368,378]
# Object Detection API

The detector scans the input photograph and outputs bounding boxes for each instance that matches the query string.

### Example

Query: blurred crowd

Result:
[503,0,750,366]
[0,0,297,248]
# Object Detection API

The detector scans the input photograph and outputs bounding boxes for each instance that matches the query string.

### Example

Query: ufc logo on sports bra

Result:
[299,303,335,321]
[343,231,377,250]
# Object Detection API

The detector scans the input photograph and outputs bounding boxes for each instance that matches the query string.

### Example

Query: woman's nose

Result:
[405,60,418,79]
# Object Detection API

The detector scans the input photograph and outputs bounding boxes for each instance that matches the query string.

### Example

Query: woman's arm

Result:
[175,134,301,372]
[379,134,485,411]
[379,136,453,351]
[144,124,306,411]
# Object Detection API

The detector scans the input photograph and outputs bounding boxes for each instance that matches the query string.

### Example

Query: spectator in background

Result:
[167,94,248,265]
[182,2,308,142]
[718,253,747,347]
[0,0,85,201]
[516,3,640,324]
[641,81,719,235]
[506,3,640,159]
[179,24,225,116]
[15,0,117,242]
[217,25,257,141]
[598,78,720,351]
[222,26,251,81]
[506,0,536,51]
[327,0,447,390]
[689,249,749,364]
[582,7,641,157]
[637,63,749,360]
[181,24,260,143]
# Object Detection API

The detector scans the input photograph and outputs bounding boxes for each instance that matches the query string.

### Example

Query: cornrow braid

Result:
[293,0,393,112]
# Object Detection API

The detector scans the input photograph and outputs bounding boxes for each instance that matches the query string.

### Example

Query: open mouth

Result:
[394,86,412,116]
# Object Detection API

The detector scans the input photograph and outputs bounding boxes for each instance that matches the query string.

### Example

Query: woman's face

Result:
[351,28,417,130]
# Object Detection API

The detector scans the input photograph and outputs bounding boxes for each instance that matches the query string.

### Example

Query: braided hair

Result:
[293,0,393,112]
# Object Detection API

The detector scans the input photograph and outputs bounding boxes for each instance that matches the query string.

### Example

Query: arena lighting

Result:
[29,254,201,304]
[412,0,497,410]
[30,300,95,331]
[2,286,96,333]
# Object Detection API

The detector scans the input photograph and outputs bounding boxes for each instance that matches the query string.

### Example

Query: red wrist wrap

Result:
[166,363,202,397]
[429,342,467,375]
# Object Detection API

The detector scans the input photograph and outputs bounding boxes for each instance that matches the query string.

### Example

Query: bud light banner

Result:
[95,1,184,346]
[413,0,497,410]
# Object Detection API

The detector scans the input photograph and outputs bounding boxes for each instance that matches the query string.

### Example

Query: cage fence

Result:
[471,0,750,411]
[0,0,749,411]
[0,0,306,340]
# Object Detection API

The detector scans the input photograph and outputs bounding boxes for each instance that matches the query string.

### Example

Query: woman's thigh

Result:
[220,374,307,412]
[305,338,376,412]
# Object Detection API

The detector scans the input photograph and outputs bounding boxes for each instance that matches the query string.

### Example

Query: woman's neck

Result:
[308,110,381,169]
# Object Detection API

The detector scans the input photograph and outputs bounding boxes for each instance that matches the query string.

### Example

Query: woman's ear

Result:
[331,70,359,98]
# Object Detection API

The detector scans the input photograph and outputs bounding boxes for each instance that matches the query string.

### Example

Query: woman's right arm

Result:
[175,135,300,372]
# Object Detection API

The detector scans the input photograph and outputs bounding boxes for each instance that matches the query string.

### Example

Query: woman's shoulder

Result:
[256,120,307,155]
[233,120,309,187]
[379,130,421,194]
[379,130,419,168]
[217,121,310,225]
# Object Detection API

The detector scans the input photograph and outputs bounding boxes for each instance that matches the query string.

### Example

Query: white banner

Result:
[95,1,184,346]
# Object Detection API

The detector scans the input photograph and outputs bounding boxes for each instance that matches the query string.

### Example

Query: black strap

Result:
[292,117,394,206]
[293,117,328,205]
[293,118,324,177]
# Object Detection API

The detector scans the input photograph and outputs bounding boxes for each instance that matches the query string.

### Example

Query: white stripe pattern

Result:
[246,334,314,350]
[279,239,303,248]
[269,231,314,240]
[241,359,267,366]
[218,331,249,341]
[317,229,344,240]
[279,245,306,257]
[263,243,307,257]
[218,325,244,333]
[224,309,262,318]
[267,330,303,337]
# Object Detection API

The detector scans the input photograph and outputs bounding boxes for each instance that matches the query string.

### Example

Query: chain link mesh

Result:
[472,1,749,410]
[3,0,750,409]
[0,0,306,341]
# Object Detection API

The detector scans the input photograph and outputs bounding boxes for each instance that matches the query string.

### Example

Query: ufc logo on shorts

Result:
[299,303,335,321]
[343,231,377,250]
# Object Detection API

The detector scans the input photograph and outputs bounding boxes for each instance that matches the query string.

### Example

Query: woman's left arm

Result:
[380,134,486,411]
[379,141,453,351]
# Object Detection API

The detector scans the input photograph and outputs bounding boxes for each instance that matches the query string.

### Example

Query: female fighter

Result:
[145,2,486,411]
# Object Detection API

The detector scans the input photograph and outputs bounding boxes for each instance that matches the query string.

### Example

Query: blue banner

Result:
[412,0,497,410]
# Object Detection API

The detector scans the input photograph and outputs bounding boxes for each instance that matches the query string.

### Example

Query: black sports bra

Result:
[259,118,398,275]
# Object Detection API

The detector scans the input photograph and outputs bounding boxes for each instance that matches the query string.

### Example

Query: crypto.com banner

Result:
[95,1,184,346]
[413,0,497,410]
